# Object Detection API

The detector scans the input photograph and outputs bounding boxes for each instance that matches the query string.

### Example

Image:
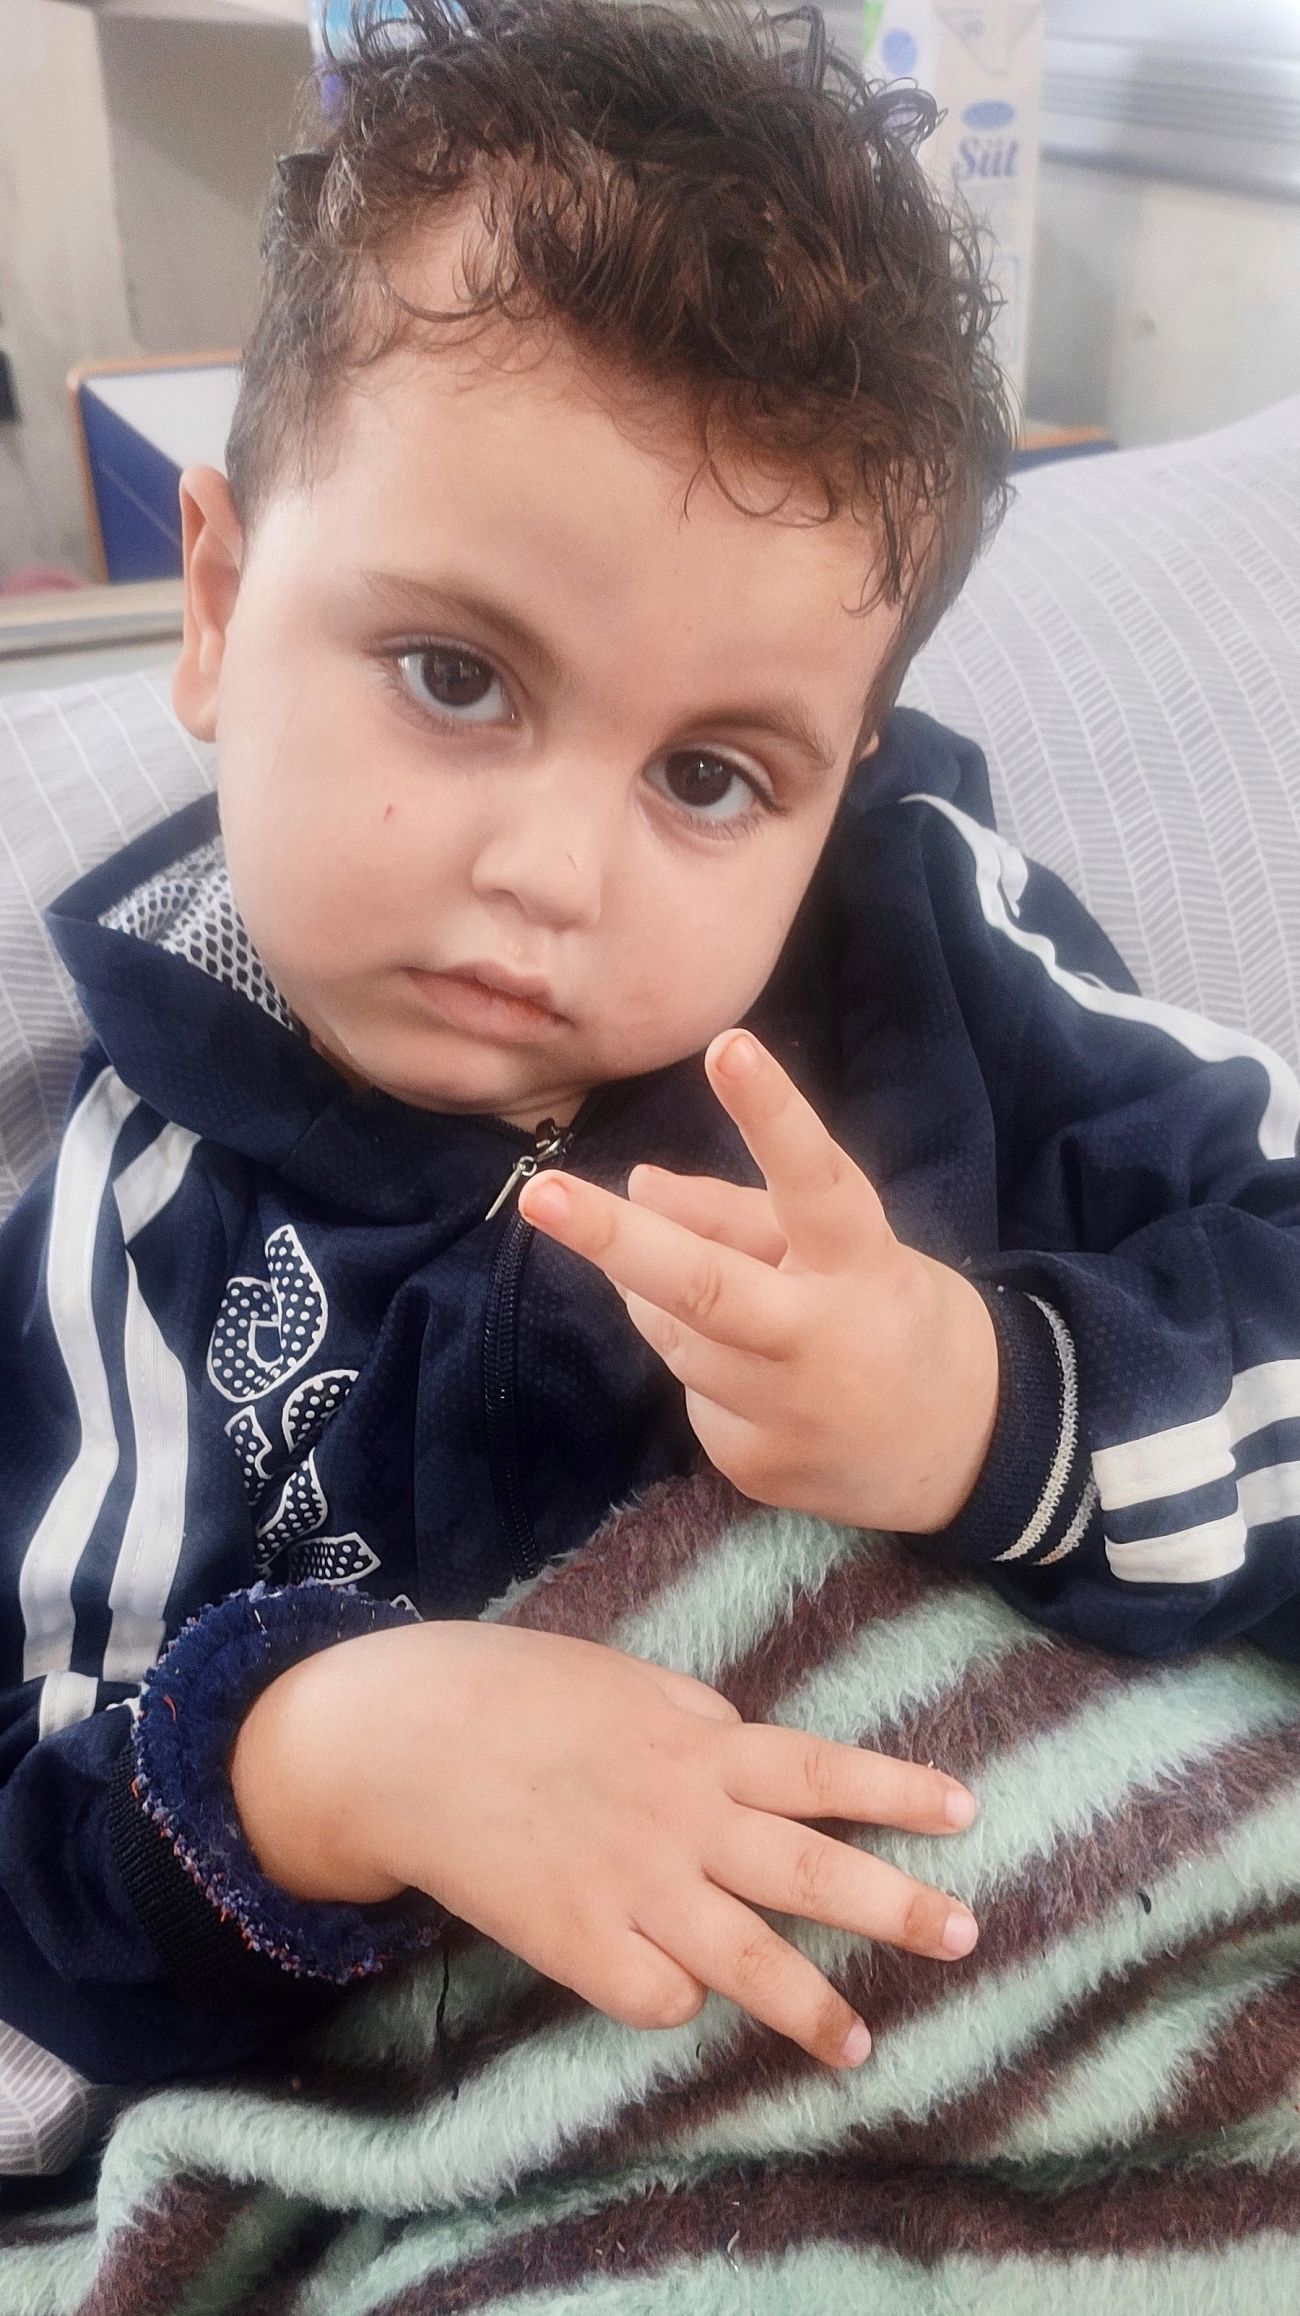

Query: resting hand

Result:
[518,1030,999,1533]
[230,1619,979,2072]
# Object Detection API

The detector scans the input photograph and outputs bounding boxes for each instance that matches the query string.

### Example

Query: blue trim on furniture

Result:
[78,388,184,584]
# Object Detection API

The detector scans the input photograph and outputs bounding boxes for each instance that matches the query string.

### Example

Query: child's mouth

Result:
[405,968,565,1043]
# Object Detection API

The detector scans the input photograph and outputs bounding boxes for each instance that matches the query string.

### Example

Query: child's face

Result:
[175,218,898,1131]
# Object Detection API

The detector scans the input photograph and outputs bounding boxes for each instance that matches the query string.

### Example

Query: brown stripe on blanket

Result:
[502,1469,741,1643]
[847,1889,1300,2169]
[0,2210,94,2252]
[234,2208,352,2316]
[370,2152,1300,2312]
[75,2177,254,2316]
[540,1690,1300,2183]
[196,1893,1300,2180]
[503,1477,962,1705]
[1150,1959,1300,2148]
[716,1531,974,1727]
[833,1625,1139,1817]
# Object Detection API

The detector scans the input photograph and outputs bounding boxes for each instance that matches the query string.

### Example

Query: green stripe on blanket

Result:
[4,1472,1300,2315]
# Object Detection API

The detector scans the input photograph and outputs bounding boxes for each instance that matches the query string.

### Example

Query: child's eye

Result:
[645,749,770,829]
[394,646,510,725]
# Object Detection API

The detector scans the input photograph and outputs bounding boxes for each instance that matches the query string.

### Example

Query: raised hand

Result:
[518,1029,999,1534]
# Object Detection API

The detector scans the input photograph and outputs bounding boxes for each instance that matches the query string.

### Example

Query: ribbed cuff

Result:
[921,1285,1100,1571]
[108,1729,338,2022]
[116,1581,444,2001]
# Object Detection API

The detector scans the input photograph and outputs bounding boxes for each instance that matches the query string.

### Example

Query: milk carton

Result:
[862,3,1044,410]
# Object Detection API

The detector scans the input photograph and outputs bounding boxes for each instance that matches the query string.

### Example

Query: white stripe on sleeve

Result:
[102,1125,198,1684]
[1093,1361,1300,1510]
[36,1671,100,1740]
[18,1071,139,1685]
[112,1121,196,1246]
[1102,1462,1300,1586]
[903,793,1300,1162]
[1105,1509,1247,1586]
[1240,1459,1300,1531]
[903,797,1300,1591]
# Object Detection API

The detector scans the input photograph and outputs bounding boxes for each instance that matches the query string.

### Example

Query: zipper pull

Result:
[484,1118,570,1223]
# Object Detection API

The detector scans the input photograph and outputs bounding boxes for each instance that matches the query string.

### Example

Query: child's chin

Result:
[365,1051,547,1121]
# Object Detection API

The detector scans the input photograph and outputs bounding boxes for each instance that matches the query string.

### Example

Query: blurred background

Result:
[2,0,1299,628]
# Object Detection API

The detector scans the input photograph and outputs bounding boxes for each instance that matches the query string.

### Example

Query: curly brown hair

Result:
[225,0,1015,727]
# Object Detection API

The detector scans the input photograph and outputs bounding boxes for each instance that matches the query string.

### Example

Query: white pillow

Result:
[0,671,212,1215]
[904,394,1300,1073]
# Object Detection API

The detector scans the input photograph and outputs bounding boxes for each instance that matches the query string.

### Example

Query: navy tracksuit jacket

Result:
[2,707,1299,2114]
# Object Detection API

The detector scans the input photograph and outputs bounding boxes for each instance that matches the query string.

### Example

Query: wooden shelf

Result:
[1019,422,1113,453]
[0,579,183,665]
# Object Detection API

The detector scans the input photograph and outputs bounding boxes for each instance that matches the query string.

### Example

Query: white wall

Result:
[95,12,313,353]
[0,1,136,581]
[1028,160,1300,446]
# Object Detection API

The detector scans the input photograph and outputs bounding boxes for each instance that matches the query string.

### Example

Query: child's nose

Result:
[468,781,608,930]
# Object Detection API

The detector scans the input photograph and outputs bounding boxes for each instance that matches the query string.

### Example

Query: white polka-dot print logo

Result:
[224,1404,274,1503]
[211,1229,380,1585]
[252,1448,380,1589]
[207,1226,327,1403]
[282,1368,357,1454]
[251,1435,377,1584]
[284,1534,381,1587]
[255,1448,328,1558]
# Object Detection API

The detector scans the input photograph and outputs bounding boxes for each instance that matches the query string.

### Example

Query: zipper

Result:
[482,1119,570,1223]
[481,1090,612,1583]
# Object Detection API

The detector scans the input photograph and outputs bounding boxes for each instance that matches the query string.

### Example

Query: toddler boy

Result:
[2,0,1299,2174]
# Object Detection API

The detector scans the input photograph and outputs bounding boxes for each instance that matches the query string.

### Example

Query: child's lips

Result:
[405,966,567,1043]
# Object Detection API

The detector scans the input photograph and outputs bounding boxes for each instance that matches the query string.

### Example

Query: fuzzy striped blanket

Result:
[5,1469,1300,2315]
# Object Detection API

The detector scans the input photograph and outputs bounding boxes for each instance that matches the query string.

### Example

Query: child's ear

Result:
[171,465,244,743]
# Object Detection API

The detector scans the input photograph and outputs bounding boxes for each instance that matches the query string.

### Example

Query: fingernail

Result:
[717,1033,757,1079]
[944,1786,977,1828]
[524,1180,569,1222]
[942,1908,979,1957]
[838,2019,872,2067]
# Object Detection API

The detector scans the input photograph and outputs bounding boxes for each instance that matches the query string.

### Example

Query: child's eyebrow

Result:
[350,567,839,778]
[678,706,839,779]
[352,569,566,685]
